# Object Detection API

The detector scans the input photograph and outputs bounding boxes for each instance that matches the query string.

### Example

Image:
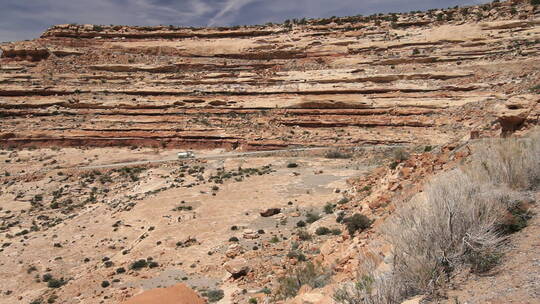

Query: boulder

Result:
[225,243,244,258]
[242,229,259,239]
[495,94,539,134]
[260,208,281,217]
[224,258,250,279]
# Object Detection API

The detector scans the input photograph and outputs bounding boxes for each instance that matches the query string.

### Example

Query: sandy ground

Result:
[0,147,369,304]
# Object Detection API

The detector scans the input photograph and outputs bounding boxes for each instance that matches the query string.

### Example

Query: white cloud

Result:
[207,0,259,26]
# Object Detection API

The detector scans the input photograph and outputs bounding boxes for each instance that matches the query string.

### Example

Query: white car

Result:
[177,151,195,159]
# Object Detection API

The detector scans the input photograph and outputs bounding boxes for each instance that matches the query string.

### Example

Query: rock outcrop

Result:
[1,0,538,150]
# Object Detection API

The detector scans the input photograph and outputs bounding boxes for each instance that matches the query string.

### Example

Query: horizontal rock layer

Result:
[0,2,539,150]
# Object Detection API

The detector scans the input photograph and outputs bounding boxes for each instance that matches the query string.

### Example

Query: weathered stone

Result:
[260,208,281,217]
[225,243,244,258]
[496,94,539,134]
[224,258,250,278]
[242,229,259,239]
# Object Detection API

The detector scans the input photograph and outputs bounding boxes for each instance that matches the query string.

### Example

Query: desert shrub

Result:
[130,259,148,270]
[202,289,224,302]
[337,197,350,204]
[47,295,58,303]
[392,149,410,162]
[296,220,306,227]
[531,0,540,6]
[297,229,312,241]
[274,262,332,299]
[287,162,298,168]
[229,236,239,242]
[27,266,37,273]
[305,212,321,223]
[343,214,371,236]
[335,131,539,304]
[466,131,540,190]
[270,236,280,243]
[497,201,533,234]
[315,227,331,235]
[287,250,307,261]
[101,280,110,288]
[47,278,65,288]
[325,150,352,159]
[331,228,342,235]
[334,259,406,304]
[42,273,53,282]
[379,170,520,300]
[324,203,335,214]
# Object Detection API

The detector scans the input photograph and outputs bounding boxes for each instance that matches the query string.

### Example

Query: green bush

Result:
[315,227,331,235]
[202,289,224,302]
[343,214,371,236]
[275,262,332,299]
[130,259,148,270]
[297,229,312,241]
[305,212,321,223]
[324,203,335,214]
[287,250,307,261]
[287,162,298,168]
[47,278,65,288]
[331,228,342,235]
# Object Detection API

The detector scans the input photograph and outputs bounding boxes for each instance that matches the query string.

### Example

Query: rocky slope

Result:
[1,0,538,151]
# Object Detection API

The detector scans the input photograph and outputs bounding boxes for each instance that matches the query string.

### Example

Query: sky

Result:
[0,0,489,42]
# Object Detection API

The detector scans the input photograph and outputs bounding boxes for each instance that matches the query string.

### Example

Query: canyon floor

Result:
[0,146,377,303]
[0,0,539,303]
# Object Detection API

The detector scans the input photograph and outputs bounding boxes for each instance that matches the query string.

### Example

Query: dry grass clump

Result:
[274,261,332,300]
[467,131,540,190]
[334,256,405,304]
[334,129,539,304]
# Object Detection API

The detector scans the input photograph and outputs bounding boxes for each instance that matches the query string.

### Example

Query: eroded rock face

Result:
[496,94,540,134]
[0,2,538,150]
[0,42,50,61]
